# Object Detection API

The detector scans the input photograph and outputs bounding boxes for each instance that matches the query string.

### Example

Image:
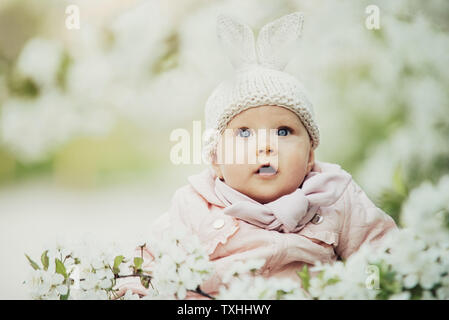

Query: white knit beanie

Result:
[203,12,319,163]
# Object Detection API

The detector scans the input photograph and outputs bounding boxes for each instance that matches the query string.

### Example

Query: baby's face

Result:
[212,105,315,204]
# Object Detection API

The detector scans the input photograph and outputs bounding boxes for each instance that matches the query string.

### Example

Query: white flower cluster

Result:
[384,230,449,299]
[70,252,116,300]
[149,228,214,299]
[352,2,449,197]
[16,38,64,89]
[400,175,449,245]
[306,176,449,300]
[122,289,141,300]
[218,259,308,300]
[27,270,68,300]
[0,36,116,162]
[1,0,212,162]
[25,245,74,300]
[307,245,380,300]
[25,230,214,300]
[219,276,308,300]
[24,238,136,300]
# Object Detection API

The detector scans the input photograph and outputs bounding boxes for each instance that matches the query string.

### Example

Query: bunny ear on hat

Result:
[256,12,304,70]
[216,14,257,69]
[216,12,304,71]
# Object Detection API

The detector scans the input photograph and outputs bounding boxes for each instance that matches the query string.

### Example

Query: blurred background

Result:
[0,0,448,298]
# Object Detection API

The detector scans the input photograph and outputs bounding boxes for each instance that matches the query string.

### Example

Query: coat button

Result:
[213,218,225,229]
[311,214,323,224]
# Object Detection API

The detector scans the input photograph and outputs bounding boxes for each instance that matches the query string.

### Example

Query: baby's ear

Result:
[210,161,224,181]
[307,147,315,173]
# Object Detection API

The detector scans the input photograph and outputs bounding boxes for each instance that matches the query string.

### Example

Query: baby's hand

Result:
[114,277,152,299]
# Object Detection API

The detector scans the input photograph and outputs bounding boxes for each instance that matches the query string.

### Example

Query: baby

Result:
[117,12,397,298]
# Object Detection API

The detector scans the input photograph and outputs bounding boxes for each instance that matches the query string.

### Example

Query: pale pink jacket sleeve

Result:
[335,180,398,260]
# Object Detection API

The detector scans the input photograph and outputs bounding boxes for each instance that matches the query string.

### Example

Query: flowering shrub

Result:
[24,230,213,300]
[24,176,449,300]
[301,175,449,300]
[25,243,143,300]
[218,259,308,300]
[147,228,214,299]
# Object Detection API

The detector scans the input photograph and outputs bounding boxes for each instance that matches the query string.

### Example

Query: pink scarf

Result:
[214,167,352,233]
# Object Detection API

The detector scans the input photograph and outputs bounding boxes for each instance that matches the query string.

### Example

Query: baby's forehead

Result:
[227,105,303,128]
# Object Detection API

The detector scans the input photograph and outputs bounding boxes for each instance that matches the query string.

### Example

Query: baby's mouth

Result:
[255,163,278,176]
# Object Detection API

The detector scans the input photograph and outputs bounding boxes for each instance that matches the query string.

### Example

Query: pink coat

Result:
[116,161,397,298]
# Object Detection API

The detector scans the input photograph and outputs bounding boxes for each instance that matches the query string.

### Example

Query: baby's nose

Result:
[258,145,273,154]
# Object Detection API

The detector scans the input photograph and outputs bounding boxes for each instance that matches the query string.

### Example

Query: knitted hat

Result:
[203,12,319,163]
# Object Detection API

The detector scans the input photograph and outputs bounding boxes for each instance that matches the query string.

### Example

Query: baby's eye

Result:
[236,128,252,138]
[277,127,291,136]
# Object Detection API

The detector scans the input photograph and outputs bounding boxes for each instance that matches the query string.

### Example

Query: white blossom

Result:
[218,275,308,300]
[400,176,449,244]
[122,289,140,300]
[25,267,68,300]
[150,228,214,299]
[389,292,411,300]
[16,38,63,88]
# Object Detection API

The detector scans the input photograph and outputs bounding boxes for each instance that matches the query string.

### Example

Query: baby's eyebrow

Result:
[271,116,302,126]
[232,121,299,128]
[228,115,303,129]
[265,120,303,129]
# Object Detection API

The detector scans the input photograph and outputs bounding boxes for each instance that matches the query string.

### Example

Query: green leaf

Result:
[275,289,288,300]
[41,250,49,271]
[378,188,405,225]
[113,255,124,275]
[134,257,143,270]
[140,276,150,289]
[60,288,70,300]
[326,278,340,286]
[55,258,67,279]
[374,261,402,300]
[296,265,310,292]
[25,254,40,270]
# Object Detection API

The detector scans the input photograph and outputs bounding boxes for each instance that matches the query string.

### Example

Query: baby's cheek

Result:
[280,149,309,180]
[217,137,256,165]
[280,144,306,165]
[222,163,249,185]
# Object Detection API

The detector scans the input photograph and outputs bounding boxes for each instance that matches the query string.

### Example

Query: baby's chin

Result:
[252,194,280,204]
